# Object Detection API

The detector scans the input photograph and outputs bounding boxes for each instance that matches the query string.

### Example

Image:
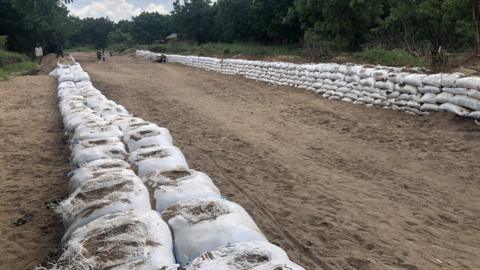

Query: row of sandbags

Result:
[44,61,304,269]
[136,50,480,121]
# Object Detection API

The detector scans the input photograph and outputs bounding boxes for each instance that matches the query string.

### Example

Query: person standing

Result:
[34,43,43,64]
[56,44,64,58]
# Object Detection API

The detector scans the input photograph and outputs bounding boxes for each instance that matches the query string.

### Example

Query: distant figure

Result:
[96,49,102,61]
[34,43,43,64]
[56,44,64,58]
[102,48,106,61]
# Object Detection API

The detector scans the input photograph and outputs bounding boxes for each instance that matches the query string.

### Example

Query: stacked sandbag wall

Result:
[136,50,480,121]
[44,60,304,269]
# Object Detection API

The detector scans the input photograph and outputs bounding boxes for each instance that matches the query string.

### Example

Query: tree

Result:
[473,0,480,55]
[132,12,173,46]
[172,0,216,43]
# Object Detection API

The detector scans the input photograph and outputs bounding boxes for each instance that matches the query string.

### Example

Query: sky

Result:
[67,0,175,22]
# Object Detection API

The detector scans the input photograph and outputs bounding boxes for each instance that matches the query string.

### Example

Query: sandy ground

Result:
[69,53,480,270]
[0,75,69,270]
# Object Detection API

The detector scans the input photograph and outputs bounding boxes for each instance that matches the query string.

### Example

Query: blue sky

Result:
[67,0,175,22]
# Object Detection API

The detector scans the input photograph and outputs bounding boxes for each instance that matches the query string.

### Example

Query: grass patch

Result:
[145,42,304,59]
[0,61,37,80]
[65,46,96,53]
[352,48,426,67]
[0,50,37,80]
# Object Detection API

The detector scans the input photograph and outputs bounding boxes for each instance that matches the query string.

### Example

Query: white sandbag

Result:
[395,84,418,95]
[125,125,173,152]
[372,69,389,81]
[73,71,91,82]
[418,93,437,104]
[50,210,177,270]
[468,111,480,120]
[420,103,440,112]
[70,124,123,145]
[58,73,74,82]
[468,89,480,100]
[142,169,222,212]
[403,74,427,87]
[418,85,441,94]
[110,116,146,131]
[455,76,480,90]
[423,73,461,88]
[438,103,471,116]
[129,145,189,178]
[450,95,480,111]
[435,92,454,104]
[407,101,421,109]
[68,159,132,193]
[443,87,468,95]
[58,173,151,241]
[69,168,136,195]
[357,97,374,104]
[186,241,305,270]
[71,137,127,168]
[341,98,353,103]
[161,198,266,266]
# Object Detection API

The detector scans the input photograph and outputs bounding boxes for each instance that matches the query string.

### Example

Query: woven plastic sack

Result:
[45,210,177,270]
[129,145,189,178]
[58,172,150,242]
[161,198,266,266]
[186,241,305,270]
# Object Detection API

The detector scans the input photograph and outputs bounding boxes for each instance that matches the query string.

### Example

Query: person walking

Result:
[34,43,43,65]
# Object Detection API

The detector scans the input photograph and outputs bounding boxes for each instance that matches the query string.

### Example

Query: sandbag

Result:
[443,87,468,95]
[418,85,441,94]
[125,125,173,152]
[69,168,136,195]
[70,137,127,168]
[449,95,480,111]
[48,210,177,270]
[455,76,480,90]
[186,241,305,270]
[142,169,222,212]
[423,73,461,88]
[161,198,266,266]
[58,73,74,82]
[403,74,427,87]
[129,145,189,178]
[438,103,471,116]
[73,71,91,82]
[70,124,123,145]
[395,84,418,95]
[418,93,437,104]
[468,111,480,120]
[58,173,150,242]
[420,103,440,112]
[467,89,480,100]
[435,92,454,104]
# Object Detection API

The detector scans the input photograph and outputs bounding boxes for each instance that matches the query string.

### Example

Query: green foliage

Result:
[0,36,7,49]
[353,48,427,67]
[149,42,304,58]
[132,12,172,45]
[172,0,216,43]
[0,50,36,80]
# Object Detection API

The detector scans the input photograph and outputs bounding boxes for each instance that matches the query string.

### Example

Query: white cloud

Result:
[145,3,169,14]
[70,0,143,22]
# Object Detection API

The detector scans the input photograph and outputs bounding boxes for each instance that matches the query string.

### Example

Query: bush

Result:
[353,48,426,67]
[0,36,7,49]
[0,50,30,67]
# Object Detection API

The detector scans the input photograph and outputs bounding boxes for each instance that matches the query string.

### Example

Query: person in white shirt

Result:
[34,44,43,64]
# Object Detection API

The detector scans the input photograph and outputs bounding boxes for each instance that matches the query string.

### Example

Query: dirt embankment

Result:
[0,75,69,270]
[73,52,480,270]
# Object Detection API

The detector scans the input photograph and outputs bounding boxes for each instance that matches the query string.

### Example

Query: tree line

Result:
[1,0,480,57]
